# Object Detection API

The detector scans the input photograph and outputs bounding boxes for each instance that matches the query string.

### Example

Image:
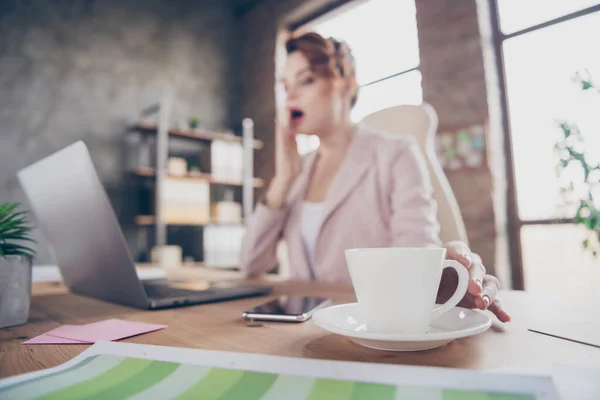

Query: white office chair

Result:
[362,103,469,245]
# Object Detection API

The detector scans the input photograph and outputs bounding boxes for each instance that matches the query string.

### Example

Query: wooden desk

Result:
[1,268,599,379]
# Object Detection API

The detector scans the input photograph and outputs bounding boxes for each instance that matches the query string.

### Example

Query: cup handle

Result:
[432,260,469,318]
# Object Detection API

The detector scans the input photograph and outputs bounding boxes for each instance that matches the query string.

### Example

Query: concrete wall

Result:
[0,0,241,264]
[240,0,500,273]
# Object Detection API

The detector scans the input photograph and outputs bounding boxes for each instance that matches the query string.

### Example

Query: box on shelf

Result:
[151,245,182,269]
[203,225,246,268]
[167,157,188,177]
[160,178,210,225]
[211,189,241,224]
[211,140,243,182]
[211,202,242,224]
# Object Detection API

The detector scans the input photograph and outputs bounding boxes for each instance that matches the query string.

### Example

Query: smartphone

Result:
[242,296,332,322]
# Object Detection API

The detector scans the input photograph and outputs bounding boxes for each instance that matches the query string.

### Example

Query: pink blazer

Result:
[240,124,441,283]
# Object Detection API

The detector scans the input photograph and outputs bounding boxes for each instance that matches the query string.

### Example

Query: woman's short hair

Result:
[285,31,358,107]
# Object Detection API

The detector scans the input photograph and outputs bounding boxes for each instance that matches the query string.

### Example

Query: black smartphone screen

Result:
[245,296,330,316]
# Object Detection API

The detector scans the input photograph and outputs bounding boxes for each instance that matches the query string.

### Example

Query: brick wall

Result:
[240,0,499,274]
[415,0,497,273]
[0,0,241,263]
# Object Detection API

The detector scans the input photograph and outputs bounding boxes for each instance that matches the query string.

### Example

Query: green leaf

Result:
[1,242,34,251]
[574,206,587,224]
[560,122,571,138]
[1,227,33,235]
[2,235,36,243]
[0,212,28,228]
[583,239,590,248]
[582,80,593,90]
[0,216,29,232]
[1,227,31,235]
[0,203,21,217]
[0,224,29,238]
[1,243,36,256]
[0,203,35,256]
[0,209,24,226]
[0,203,18,216]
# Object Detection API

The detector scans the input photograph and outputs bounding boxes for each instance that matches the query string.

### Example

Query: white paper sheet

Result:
[552,363,600,400]
[0,341,560,399]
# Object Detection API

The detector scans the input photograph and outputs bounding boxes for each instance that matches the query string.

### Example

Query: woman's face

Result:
[281,51,352,137]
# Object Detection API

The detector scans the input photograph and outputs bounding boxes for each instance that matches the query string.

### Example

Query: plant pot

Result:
[0,255,33,328]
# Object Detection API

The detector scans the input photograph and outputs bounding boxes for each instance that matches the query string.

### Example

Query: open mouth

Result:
[290,108,304,124]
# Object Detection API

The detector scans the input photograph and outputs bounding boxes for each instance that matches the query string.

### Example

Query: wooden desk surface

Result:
[1,268,599,379]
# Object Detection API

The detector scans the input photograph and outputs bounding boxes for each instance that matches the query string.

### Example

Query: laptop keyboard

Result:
[143,283,212,299]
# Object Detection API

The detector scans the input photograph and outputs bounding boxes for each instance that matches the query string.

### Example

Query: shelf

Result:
[132,167,265,188]
[131,122,264,149]
[134,215,244,227]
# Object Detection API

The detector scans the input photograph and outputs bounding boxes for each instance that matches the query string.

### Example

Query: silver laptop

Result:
[18,141,271,309]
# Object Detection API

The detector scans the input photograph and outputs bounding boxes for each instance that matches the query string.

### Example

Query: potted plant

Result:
[0,202,36,328]
[188,116,201,130]
[555,70,600,257]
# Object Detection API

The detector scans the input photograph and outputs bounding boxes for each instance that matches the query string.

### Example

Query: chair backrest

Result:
[361,103,469,245]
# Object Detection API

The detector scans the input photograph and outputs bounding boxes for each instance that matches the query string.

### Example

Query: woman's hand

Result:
[437,241,511,323]
[264,116,302,209]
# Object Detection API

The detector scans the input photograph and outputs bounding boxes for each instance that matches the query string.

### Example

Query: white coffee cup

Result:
[345,247,469,334]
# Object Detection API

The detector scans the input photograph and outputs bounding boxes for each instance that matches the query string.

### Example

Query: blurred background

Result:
[0,0,598,295]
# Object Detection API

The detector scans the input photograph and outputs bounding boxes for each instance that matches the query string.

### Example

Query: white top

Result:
[300,202,325,279]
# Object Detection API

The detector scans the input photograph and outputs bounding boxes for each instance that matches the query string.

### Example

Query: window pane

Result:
[352,70,422,122]
[497,0,599,34]
[503,12,600,220]
[310,0,419,85]
[522,224,600,295]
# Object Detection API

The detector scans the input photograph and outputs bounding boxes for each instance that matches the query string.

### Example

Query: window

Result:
[351,70,422,121]
[295,0,422,154]
[492,1,600,293]
[504,11,600,221]
[497,0,599,34]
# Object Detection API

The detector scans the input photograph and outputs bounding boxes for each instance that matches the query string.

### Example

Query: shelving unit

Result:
[133,122,264,149]
[131,167,265,188]
[133,215,249,227]
[127,100,262,266]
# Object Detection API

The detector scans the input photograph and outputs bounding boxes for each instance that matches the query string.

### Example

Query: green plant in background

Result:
[554,70,600,257]
[188,116,201,129]
[0,203,36,259]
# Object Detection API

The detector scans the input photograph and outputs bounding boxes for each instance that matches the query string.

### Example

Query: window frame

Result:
[488,1,600,289]
[291,0,421,92]
[286,0,423,154]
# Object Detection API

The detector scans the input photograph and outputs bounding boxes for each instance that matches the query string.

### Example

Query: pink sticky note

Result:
[46,319,166,343]
[22,332,91,345]
[22,325,92,345]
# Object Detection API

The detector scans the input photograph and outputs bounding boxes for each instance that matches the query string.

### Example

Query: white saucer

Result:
[312,303,492,352]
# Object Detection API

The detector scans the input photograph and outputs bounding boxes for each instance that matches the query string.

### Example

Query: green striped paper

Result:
[0,355,534,400]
